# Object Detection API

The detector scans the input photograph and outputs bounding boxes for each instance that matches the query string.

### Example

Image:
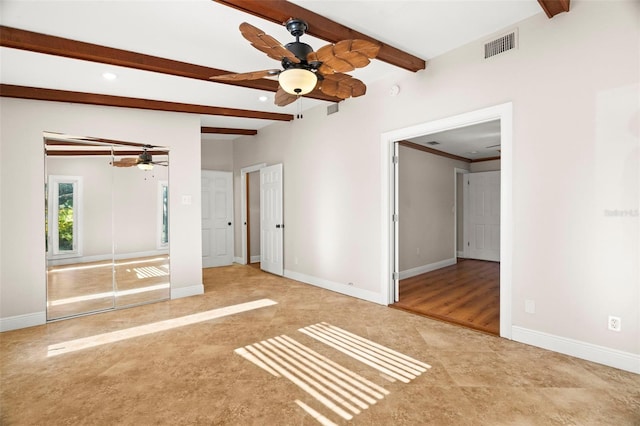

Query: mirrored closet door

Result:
[45,134,170,320]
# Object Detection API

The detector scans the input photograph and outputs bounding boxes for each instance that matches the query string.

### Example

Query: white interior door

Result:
[201,170,234,268]
[467,171,500,261]
[260,164,283,275]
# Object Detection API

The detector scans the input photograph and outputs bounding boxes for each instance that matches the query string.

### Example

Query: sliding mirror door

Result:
[45,143,116,320]
[112,148,170,307]
[45,136,170,320]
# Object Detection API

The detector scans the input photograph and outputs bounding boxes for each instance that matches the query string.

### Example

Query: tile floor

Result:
[1,265,639,425]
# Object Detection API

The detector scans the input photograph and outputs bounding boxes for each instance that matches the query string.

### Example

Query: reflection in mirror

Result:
[44,134,170,321]
[112,149,170,307]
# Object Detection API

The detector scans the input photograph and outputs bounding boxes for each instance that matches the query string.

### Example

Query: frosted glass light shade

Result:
[137,162,153,171]
[278,69,317,95]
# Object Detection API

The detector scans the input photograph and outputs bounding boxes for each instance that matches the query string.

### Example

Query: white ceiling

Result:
[407,119,501,160]
[0,0,543,143]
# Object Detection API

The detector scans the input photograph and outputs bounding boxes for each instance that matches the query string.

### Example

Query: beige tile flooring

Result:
[2,264,639,425]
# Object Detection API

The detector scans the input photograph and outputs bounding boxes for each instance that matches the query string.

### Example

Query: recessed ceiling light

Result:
[258,95,268,102]
[102,72,117,81]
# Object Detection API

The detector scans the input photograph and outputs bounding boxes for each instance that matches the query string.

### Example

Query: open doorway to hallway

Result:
[383,104,511,337]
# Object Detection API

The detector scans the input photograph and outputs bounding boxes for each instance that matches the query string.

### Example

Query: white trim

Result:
[240,163,267,266]
[381,102,513,339]
[512,326,640,374]
[250,255,261,263]
[399,257,457,280]
[171,284,204,299]
[284,269,385,305]
[0,311,46,332]
[454,168,469,260]
[233,256,244,264]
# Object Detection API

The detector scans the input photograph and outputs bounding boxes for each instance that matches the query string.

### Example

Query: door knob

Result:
[228,222,232,226]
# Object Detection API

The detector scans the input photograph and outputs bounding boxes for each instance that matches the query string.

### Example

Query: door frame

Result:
[239,163,266,265]
[454,168,469,259]
[380,102,513,339]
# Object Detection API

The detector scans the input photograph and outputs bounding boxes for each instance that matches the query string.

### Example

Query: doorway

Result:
[239,163,284,276]
[381,102,513,338]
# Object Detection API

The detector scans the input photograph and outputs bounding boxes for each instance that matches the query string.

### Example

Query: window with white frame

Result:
[47,175,83,258]
[157,180,169,249]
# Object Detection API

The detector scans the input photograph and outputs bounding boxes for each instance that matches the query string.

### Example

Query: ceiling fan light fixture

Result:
[278,68,317,96]
[137,162,153,171]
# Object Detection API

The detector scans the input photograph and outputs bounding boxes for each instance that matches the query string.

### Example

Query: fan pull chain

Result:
[296,96,303,119]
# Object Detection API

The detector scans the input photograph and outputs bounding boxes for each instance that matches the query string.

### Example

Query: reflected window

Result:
[47,175,83,258]
[158,180,169,248]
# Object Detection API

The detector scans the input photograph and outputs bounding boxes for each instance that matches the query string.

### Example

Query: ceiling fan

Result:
[111,147,168,170]
[211,19,381,106]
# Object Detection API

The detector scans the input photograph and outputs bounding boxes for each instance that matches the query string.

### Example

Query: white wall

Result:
[398,145,469,271]
[471,159,501,173]
[249,170,261,259]
[0,99,203,329]
[232,1,639,370]
[201,139,233,171]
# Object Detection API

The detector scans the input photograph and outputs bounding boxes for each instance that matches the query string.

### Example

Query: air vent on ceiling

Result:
[484,29,518,59]
[426,141,440,146]
[327,103,339,115]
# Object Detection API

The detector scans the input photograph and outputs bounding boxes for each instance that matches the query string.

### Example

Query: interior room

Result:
[1,1,639,424]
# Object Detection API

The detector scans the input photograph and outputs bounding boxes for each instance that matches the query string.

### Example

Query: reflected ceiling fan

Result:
[111,146,168,170]
[211,19,381,106]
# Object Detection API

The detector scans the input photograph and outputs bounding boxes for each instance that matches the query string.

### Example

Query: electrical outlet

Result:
[608,316,621,332]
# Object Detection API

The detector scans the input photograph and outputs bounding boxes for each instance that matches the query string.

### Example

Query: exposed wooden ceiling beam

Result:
[213,0,426,72]
[537,0,570,18]
[399,140,471,163]
[0,84,293,121]
[201,127,258,135]
[0,26,340,103]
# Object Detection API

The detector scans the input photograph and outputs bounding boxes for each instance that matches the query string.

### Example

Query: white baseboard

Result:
[512,326,640,374]
[250,255,261,263]
[0,311,46,332]
[457,250,464,258]
[233,256,245,265]
[284,269,385,305]
[399,257,457,280]
[171,284,204,299]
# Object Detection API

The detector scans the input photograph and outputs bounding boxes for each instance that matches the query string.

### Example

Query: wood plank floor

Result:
[391,258,500,335]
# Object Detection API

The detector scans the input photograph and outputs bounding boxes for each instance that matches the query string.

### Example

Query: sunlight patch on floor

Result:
[299,322,431,383]
[47,299,277,357]
[235,323,430,424]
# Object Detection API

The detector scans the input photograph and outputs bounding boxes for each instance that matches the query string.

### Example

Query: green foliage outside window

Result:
[57,183,74,251]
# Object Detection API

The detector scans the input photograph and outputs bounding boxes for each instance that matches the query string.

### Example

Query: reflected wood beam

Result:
[0,84,293,121]
[0,26,340,103]
[537,0,570,18]
[213,0,426,72]
[201,127,258,135]
[46,150,168,156]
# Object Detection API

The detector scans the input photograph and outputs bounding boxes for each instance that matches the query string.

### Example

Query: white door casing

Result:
[201,170,234,268]
[467,171,500,261]
[260,164,284,275]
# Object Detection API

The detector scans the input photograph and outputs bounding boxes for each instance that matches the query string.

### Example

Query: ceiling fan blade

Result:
[211,69,280,81]
[239,22,300,64]
[311,39,381,74]
[320,73,366,99]
[111,157,138,167]
[274,86,298,107]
